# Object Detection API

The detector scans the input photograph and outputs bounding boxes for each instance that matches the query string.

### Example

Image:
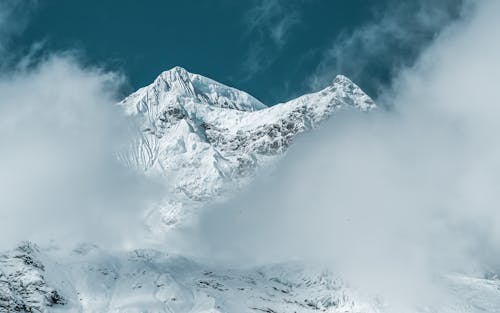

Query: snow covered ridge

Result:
[119,66,375,203]
[2,242,500,313]
[0,242,378,313]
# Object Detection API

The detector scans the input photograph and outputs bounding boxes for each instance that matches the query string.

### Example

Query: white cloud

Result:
[0,54,163,250]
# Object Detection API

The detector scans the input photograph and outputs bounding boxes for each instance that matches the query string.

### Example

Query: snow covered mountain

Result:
[119,66,375,231]
[2,68,499,313]
[120,67,373,200]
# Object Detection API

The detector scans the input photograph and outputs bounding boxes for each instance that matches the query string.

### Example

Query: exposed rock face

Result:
[0,242,65,313]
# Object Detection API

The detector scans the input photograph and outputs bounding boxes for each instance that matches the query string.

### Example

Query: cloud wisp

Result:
[0,54,165,250]
[241,0,302,79]
[308,0,466,100]
[245,0,301,48]
[0,0,38,62]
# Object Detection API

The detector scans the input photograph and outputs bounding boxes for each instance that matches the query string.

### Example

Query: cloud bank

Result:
[180,0,500,310]
[0,54,164,250]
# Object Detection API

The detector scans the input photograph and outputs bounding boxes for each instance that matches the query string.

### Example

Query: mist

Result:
[177,0,500,310]
[0,54,163,249]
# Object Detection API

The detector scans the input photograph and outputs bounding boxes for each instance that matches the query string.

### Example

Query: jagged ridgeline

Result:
[119,67,375,201]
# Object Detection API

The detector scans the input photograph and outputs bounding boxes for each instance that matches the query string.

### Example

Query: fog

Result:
[177,0,500,310]
[0,55,162,249]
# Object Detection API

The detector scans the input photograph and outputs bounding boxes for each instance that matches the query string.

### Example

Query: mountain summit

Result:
[120,66,266,114]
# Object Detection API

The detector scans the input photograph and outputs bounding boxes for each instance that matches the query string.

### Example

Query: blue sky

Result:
[5,0,462,104]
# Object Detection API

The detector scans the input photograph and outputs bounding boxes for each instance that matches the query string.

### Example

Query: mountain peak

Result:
[120,67,267,114]
[332,74,353,85]
[157,66,192,82]
[329,74,375,111]
[168,65,189,73]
